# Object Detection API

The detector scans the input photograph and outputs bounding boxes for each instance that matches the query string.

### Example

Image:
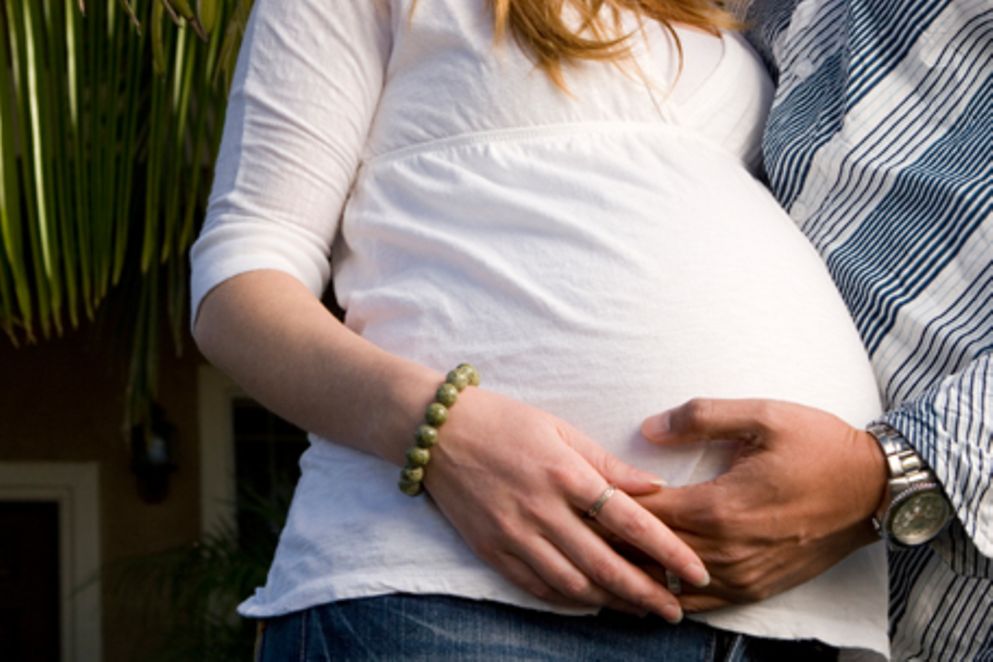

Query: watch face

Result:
[891,491,952,546]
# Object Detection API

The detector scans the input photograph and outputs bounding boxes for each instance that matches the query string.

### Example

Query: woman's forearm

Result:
[192,268,439,466]
[193,268,706,620]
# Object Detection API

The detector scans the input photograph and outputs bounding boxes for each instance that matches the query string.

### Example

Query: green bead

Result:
[402,466,425,483]
[415,424,439,448]
[446,370,469,391]
[456,363,481,386]
[406,446,431,467]
[398,478,424,496]
[425,402,448,427]
[436,383,459,407]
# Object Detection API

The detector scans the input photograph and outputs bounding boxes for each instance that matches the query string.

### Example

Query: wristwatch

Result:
[868,422,953,547]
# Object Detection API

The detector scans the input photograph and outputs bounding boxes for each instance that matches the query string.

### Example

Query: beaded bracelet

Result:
[398,363,481,496]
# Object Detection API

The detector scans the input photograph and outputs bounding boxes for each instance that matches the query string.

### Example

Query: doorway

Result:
[0,501,61,661]
[0,463,102,662]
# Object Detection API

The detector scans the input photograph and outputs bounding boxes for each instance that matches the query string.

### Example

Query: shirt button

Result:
[793,0,817,25]
[790,202,809,222]
[795,59,816,80]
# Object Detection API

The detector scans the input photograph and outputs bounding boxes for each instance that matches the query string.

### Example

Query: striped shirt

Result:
[741,1,993,659]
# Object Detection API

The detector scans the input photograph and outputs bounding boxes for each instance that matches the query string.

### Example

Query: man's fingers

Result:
[604,600,650,617]
[637,562,735,613]
[641,398,775,443]
[565,428,665,496]
[679,593,732,613]
[583,488,710,589]
[634,483,725,533]
[592,482,725,545]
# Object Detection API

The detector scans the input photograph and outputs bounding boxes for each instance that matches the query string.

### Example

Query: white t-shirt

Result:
[190,1,888,658]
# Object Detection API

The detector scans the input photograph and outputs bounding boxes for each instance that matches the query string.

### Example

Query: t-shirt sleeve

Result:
[188,0,391,332]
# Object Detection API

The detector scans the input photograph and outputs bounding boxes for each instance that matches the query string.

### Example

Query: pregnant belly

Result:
[336,126,882,484]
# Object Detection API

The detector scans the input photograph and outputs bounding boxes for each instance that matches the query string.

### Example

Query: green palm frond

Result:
[1,0,253,430]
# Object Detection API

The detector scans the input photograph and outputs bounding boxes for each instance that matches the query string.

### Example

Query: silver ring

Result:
[586,485,618,518]
[665,569,682,596]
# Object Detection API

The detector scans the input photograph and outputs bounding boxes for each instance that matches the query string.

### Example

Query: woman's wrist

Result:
[398,363,481,496]
[362,356,447,467]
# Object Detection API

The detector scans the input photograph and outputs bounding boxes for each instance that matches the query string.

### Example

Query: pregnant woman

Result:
[191,0,888,659]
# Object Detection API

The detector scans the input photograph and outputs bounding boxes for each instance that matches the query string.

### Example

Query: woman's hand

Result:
[192,272,707,621]
[422,387,710,623]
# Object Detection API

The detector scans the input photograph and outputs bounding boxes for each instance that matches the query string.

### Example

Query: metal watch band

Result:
[867,422,951,546]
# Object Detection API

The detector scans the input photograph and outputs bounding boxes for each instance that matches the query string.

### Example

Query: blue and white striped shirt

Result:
[744,1,992,659]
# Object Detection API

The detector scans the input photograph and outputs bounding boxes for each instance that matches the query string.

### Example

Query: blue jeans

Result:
[255,594,839,661]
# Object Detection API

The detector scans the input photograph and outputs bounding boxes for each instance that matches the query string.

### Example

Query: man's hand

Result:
[631,398,889,613]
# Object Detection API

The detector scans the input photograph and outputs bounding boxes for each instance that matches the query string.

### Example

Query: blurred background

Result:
[0,1,316,659]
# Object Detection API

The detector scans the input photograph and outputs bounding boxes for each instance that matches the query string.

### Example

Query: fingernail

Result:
[688,563,710,588]
[662,603,683,625]
[650,478,668,489]
[643,413,671,438]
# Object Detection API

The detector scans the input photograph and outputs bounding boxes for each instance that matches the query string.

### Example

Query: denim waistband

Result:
[255,593,840,662]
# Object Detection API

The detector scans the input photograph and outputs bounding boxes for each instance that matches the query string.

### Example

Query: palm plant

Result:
[110,481,294,660]
[0,0,252,430]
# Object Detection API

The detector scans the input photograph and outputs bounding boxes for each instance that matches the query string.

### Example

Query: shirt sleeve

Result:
[725,0,753,21]
[880,351,993,559]
[740,0,798,80]
[188,0,392,332]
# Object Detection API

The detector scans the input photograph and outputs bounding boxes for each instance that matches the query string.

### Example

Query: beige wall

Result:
[0,324,204,662]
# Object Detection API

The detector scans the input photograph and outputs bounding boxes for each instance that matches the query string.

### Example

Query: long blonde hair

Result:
[490,0,738,86]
